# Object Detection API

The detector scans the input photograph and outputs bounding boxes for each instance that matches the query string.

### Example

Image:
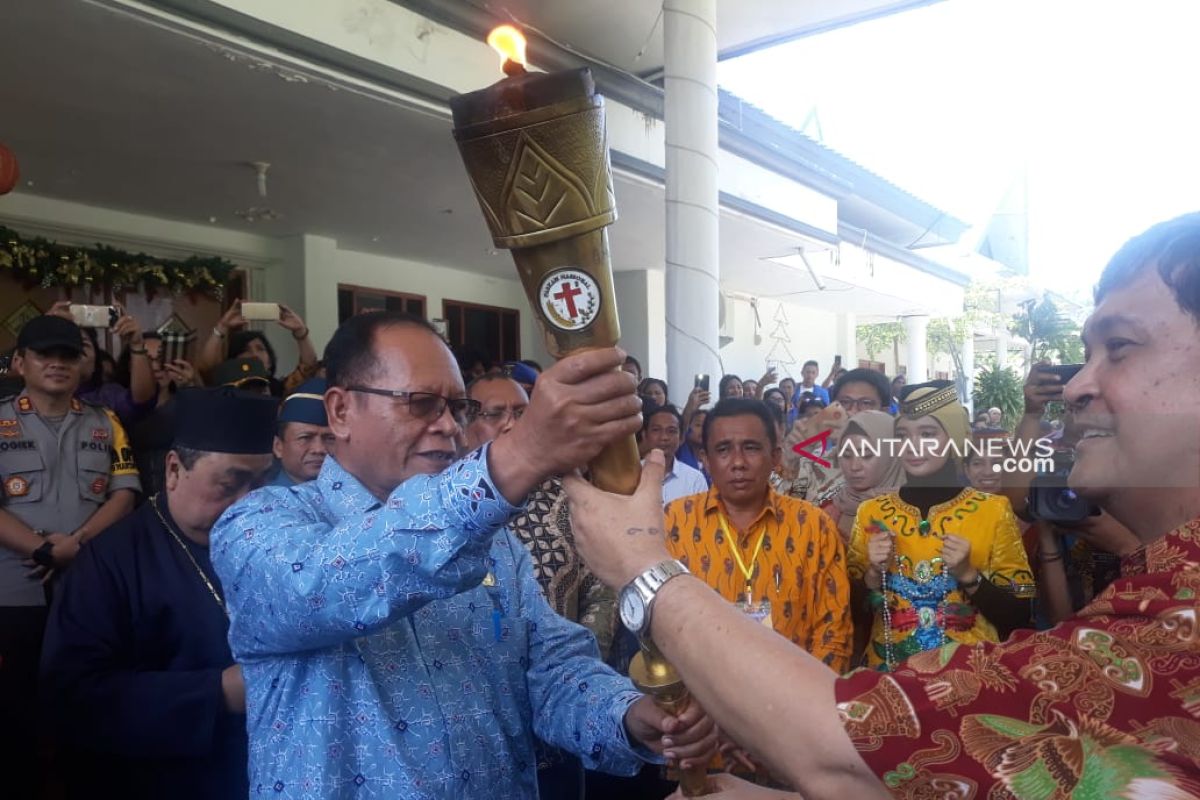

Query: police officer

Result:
[0,314,141,797]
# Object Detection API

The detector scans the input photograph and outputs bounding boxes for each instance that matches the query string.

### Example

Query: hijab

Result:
[896,381,970,514]
[833,410,905,538]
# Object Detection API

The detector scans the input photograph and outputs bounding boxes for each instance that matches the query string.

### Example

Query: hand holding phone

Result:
[694,373,710,392]
[1025,362,1076,415]
[69,304,118,328]
[241,302,281,322]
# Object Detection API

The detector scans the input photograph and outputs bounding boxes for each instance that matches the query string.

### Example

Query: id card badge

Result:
[737,594,773,629]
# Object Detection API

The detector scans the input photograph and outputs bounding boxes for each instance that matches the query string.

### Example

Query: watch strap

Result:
[626,559,689,637]
[32,541,55,569]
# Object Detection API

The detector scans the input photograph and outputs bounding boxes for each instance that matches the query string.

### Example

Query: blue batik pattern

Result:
[211,445,647,799]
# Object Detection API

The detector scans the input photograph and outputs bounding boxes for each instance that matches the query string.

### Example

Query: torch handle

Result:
[587,428,642,495]
[656,693,714,797]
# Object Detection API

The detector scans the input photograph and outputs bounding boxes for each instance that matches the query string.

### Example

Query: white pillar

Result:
[995,327,1009,368]
[961,332,976,411]
[902,314,929,383]
[663,0,721,397]
[614,269,668,383]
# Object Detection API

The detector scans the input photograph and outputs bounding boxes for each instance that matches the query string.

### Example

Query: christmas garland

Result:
[0,225,235,299]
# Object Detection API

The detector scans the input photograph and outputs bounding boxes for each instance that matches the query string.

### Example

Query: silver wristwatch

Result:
[618,559,689,639]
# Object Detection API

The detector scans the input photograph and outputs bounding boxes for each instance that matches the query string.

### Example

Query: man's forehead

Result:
[837,382,877,398]
[1083,270,1167,341]
[470,379,527,404]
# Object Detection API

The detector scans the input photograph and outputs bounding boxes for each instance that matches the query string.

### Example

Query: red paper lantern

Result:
[0,144,19,196]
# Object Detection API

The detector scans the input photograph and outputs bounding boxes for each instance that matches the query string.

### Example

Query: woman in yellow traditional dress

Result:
[848,381,1036,670]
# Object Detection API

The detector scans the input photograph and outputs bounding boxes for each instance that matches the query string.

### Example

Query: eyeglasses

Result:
[469,406,527,424]
[347,386,481,424]
[836,396,882,412]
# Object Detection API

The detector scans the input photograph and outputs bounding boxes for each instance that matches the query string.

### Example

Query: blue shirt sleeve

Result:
[506,533,651,776]
[211,445,522,660]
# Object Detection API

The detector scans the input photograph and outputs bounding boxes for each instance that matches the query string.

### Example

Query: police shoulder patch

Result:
[4,475,30,497]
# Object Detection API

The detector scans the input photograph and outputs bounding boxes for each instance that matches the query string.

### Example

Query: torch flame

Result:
[487,25,527,70]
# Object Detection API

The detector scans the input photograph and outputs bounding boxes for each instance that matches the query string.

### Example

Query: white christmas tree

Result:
[764,303,797,371]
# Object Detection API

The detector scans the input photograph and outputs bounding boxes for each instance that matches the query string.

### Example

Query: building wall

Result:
[720,295,840,387]
[293,237,553,368]
[0,193,553,374]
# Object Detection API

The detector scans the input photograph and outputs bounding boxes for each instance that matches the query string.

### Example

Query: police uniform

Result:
[0,313,142,799]
[0,389,141,607]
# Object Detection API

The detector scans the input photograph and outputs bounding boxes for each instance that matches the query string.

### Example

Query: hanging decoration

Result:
[0,225,235,299]
[764,302,797,370]
[0,144,18,196]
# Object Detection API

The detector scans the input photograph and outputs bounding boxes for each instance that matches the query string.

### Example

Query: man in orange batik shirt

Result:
[664,398,851,673]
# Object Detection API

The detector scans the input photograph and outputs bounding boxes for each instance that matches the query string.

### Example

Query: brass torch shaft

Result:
[509,229,640,496]
[629,650,713,796]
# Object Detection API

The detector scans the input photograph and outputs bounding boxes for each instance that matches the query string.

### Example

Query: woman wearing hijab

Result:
[847,382,1035,671]
[830,411,904,541]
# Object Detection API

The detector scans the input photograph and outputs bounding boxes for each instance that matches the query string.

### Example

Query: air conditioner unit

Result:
[718,291,735,347]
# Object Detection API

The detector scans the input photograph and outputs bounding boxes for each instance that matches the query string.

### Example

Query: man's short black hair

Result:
[1095,212,1200,320]
[831,368,892,408]
[702,398,777,451]
[172,445,205,470]
[643,403,684,433]
[802,359,819,370]
[324,311,443,389]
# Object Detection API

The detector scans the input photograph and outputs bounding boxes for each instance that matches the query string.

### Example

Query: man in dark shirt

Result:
[40,387,277,799]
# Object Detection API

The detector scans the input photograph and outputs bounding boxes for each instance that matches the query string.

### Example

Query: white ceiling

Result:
[0,0,941,318]
[462,0,943,77]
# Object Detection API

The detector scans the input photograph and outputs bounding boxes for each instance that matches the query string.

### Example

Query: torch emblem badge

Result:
[538,269,602,332]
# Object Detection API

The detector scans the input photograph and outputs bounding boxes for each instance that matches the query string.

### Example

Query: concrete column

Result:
[614,269,668,384]
[902,314,929,383]
[663,0,721,397]
[961,332,976,411]
[995,327,1009,368]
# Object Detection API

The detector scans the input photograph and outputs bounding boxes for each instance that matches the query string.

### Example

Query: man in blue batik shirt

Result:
[211,312,716,799]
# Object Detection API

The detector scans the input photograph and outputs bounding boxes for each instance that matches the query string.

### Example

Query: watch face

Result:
[619,585,646,632]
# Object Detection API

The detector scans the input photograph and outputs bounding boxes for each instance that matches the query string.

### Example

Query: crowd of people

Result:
[0,213,1196,799]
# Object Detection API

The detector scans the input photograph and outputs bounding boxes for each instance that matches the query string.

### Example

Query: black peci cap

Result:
[172,387,277,454]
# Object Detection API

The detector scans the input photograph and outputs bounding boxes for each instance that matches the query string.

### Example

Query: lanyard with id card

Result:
[719,514,774,630]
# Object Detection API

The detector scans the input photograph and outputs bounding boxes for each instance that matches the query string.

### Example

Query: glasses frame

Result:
[346,385,481,424]
[467,405,527,424]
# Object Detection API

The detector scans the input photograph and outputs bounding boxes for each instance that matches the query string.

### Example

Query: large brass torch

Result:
[450,58,638,494]
[450,32,711,795]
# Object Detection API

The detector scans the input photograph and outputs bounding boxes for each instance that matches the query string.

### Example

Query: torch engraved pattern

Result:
[456,102,616,250]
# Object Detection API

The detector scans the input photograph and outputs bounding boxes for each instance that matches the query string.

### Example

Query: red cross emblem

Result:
[552,281,583,319]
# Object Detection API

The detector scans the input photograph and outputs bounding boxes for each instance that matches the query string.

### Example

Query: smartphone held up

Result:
[70,304,118,328]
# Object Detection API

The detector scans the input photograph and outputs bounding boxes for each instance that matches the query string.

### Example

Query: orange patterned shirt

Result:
[665,487,852,673]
